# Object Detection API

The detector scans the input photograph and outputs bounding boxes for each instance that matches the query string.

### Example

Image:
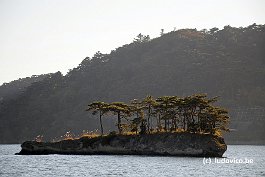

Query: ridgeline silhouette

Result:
[0,24,264,144]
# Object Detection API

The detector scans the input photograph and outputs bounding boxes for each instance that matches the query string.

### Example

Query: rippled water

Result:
[0,145,264,176]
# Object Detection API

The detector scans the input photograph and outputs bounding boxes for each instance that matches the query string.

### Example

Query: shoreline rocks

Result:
[16,132,227,157]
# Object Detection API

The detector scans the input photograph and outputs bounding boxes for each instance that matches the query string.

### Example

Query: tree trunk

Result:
[164,119,167,132]
[183,116,186,131]
[136,112,139,135]
[99,112,104,136]
[147,105,151,133]
[158,114,161,131]
[118,112,122,134]
[156,114,160,132]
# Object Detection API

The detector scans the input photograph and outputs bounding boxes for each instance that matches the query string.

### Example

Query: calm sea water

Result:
[0,145,264,177]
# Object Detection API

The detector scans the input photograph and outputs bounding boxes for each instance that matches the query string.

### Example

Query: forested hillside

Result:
[0,24,264,144]
[0,74,49,103]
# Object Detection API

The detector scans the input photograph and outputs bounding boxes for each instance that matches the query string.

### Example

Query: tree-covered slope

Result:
[0,74,49,103]
[0,24,264,144]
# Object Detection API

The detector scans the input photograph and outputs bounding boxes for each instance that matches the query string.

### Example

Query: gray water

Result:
[0,145,264,177]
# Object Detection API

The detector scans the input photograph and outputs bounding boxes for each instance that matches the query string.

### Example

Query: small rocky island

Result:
[17,133,227,157]
[16,94,229,157]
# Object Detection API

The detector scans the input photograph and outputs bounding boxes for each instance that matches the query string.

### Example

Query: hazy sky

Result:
[0,0,264,85]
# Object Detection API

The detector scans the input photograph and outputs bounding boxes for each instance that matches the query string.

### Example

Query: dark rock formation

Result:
[16,133,227,157]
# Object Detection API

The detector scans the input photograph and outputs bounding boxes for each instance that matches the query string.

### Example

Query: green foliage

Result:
[86,101,110,135]
[105,102,131,134]
[1,24,265,143]
[86,94,230,136]
[133,33,150,43]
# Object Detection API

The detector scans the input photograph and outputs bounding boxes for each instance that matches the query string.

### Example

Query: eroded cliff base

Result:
[16,132,227,157]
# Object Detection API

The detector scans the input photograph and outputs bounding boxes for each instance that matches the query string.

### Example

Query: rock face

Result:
[16,133,227,157]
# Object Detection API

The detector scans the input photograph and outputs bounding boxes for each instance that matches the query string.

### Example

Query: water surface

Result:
[0,145,264,176]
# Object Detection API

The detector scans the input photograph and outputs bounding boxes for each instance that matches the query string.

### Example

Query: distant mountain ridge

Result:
[0,74,50,103]
[0,24,264,144]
